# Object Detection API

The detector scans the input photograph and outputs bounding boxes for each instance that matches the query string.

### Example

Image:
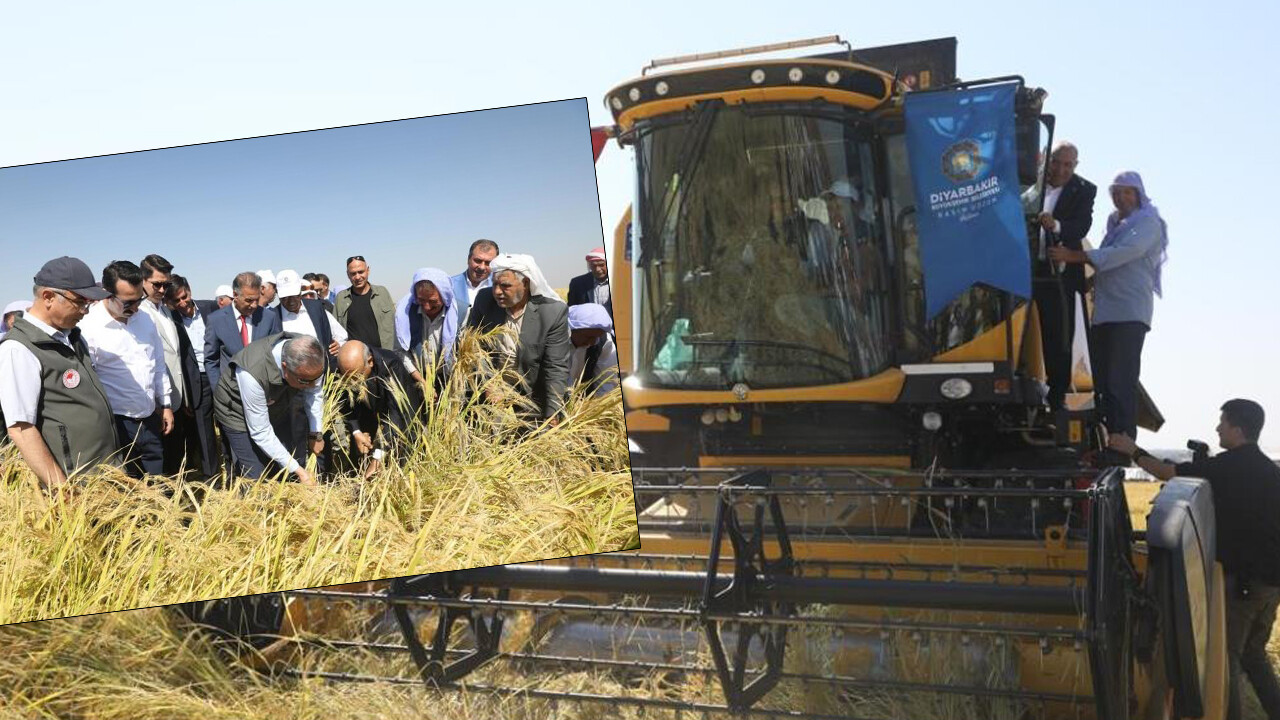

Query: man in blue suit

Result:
[204,271,283,391]
[448,239,499,329]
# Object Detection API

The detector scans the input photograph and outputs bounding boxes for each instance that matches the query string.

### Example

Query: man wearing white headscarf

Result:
[1050,170,1168,441]
[467,253,571,420]
[568,303,618,398]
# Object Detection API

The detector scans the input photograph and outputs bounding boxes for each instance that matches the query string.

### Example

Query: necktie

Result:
[239,315,249,346]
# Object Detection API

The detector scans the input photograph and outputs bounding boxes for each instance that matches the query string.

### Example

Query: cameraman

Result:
[1112,399,1280,720]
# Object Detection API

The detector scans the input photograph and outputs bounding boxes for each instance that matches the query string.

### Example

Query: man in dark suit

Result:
[566,247,611,318]
[163,274,220,478]
[204,271,283,393]
[467,254,572,422]
[1032,142,1096,412]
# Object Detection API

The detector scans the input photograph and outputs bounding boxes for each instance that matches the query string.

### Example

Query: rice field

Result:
[0,330,638,625]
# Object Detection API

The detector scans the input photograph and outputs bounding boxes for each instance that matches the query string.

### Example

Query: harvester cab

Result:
[179,36,1225,720]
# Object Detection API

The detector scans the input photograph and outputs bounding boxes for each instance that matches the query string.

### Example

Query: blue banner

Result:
[904,83,1030,319]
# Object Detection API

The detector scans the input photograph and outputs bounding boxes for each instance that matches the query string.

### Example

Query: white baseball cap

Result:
[257,269,276,286]
[215,284,233,299]
[274,269,303,298]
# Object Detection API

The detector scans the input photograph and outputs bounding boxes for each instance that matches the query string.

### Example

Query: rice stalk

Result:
[0,329,636,625]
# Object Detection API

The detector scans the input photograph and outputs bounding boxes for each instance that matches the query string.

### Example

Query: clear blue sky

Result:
[2,0,1276,453]
[0,99,603,298]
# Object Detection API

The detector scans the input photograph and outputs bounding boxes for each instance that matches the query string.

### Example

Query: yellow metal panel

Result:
[621,367,906,409]
[935,307,1028,364]
[611,206,633,374]
[624,409,669,432]
[617,86,885,130]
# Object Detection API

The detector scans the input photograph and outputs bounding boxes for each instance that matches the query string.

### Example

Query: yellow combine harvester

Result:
[182,36,1225,720]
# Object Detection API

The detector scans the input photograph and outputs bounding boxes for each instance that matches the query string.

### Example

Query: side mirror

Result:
[1015,114,1042,187]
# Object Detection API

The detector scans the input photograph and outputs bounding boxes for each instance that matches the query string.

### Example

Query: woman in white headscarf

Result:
[1049,170,1168,440]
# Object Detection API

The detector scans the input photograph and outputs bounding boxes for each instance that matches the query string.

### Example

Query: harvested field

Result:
[0,332,637,625]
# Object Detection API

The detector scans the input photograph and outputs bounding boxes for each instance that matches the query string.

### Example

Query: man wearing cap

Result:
[568,303,619,399]
[274,270,346,360]
[212,332,325,485]
[214,285,234,309]
[0,300,33,342]
[467,253,572,421]
[204,272,284,392]
[567,247,612,317]
[334,340,427,478]
[449,239,500,328]
[256,270,279,309]
[80,260,174,479]
[0,257,119,489]
[274,269,347,463]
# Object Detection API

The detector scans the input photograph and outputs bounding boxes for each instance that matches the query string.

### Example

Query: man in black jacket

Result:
[1033,142,1096,412]
[566,247,611,318]
[1113,400,1280,720]
[164,274,220,478]
[334,340,426,477]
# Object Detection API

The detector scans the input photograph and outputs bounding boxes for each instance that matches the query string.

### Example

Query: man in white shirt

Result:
[274,269,346,357]
[80,260,174,479]
[449,239,499,328]
[139,254,187,471]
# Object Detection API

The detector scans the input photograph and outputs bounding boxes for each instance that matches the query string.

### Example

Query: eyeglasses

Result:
[53,290,91,311]
[346,256,365,265]
[288,366,324,387]
[146,279,171,291]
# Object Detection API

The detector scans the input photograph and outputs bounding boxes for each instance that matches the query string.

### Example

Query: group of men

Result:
[0,240,619,491]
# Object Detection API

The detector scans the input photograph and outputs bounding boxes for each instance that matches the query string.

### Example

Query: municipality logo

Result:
[941,139,986,183]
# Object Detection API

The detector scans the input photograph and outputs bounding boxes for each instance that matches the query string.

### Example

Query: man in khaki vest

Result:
[0,257,118,491]
[212,332,326,486]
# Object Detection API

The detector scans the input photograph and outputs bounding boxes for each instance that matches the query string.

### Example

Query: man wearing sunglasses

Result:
[80,260,174,479]
[0,256,118,491]
[139,254,188,474]
[212,332,326,486]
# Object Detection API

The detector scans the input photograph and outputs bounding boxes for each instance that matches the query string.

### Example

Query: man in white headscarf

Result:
[1050,170,1167,442]
[466,253,572,421]
[567,303,618,398]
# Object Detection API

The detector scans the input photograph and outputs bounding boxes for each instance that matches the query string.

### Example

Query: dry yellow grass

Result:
[0,330,637,625]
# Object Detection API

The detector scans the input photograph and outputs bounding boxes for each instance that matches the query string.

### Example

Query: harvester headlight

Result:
[727,406,743,422]
[701,409,716,426]
[788,67,803,83]
[715,408,729,423]
[655,81,669,96]
[628,87,642,102]
[609,96,622,111]
[825,69,841,85]
[922,411,943,431]
[939,377,973,400]
[750,69,766,85]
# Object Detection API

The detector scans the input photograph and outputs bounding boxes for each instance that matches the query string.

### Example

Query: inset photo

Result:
[0,98,637,625]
